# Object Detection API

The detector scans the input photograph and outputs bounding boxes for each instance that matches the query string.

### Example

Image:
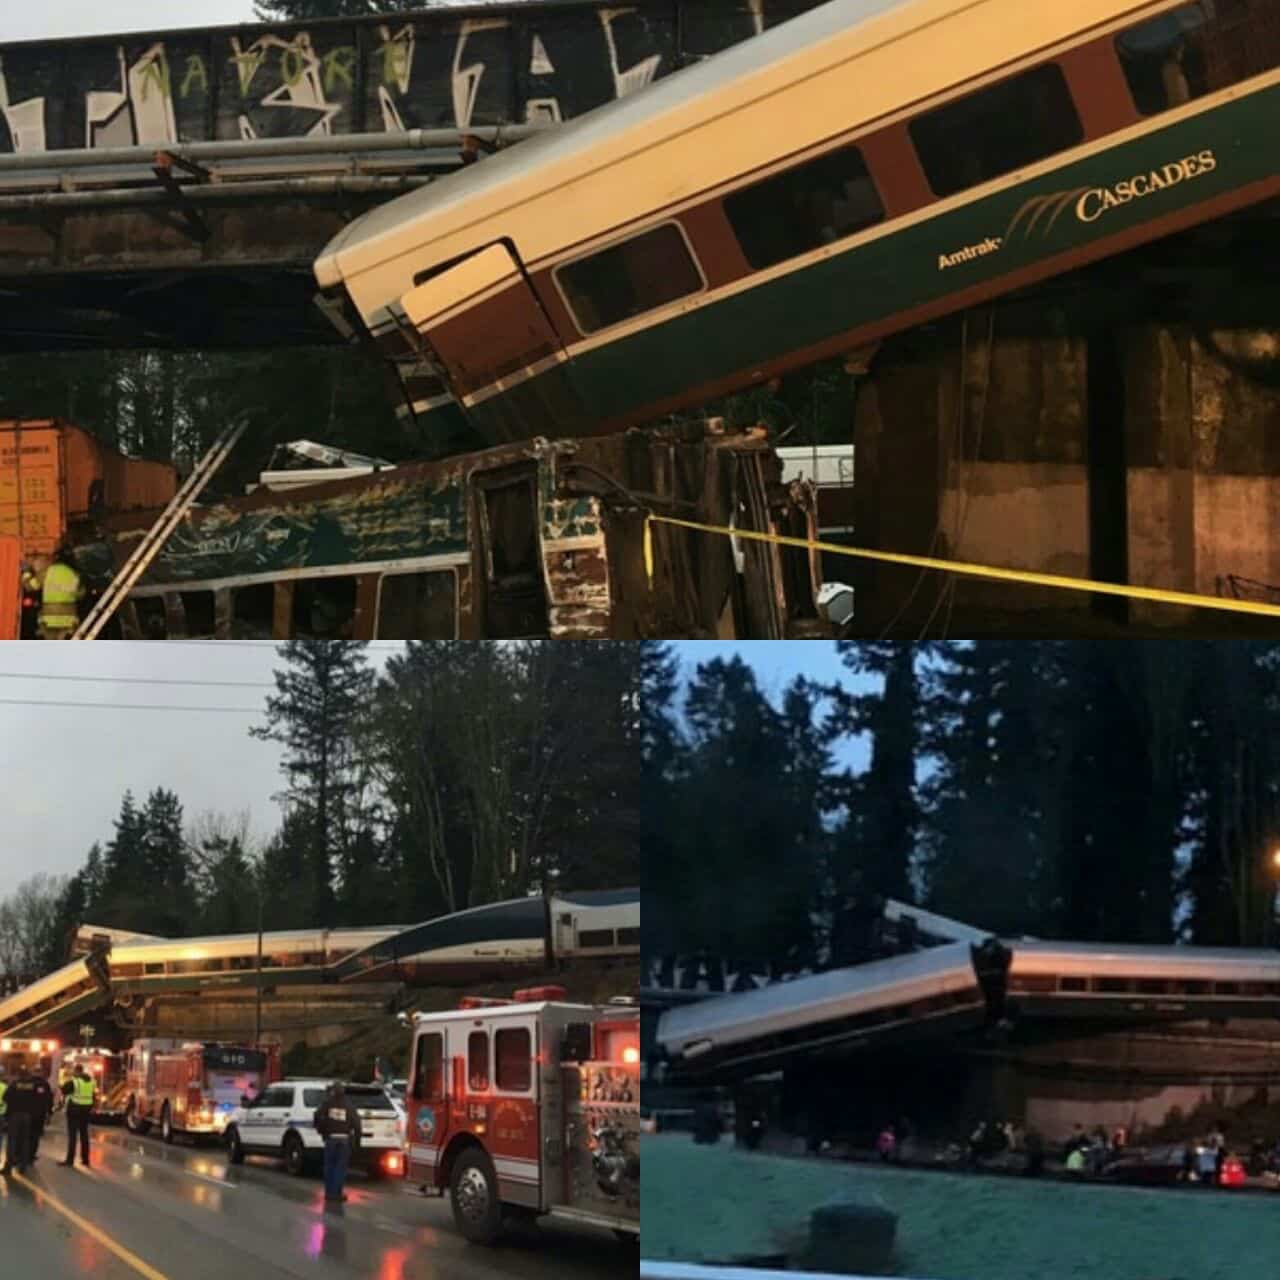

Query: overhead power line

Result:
[0,698,262,713]
[0,673,273,688]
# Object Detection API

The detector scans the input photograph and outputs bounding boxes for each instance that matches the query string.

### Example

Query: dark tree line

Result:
[644,641,1280,983]
[6,641,639,977]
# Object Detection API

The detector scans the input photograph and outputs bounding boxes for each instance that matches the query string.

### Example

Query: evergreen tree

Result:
[139,788,196,937]
[251,641,375,926]
[97,791,151,931]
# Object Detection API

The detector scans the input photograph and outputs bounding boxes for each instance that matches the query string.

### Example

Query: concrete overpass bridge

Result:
[0,0,818,350]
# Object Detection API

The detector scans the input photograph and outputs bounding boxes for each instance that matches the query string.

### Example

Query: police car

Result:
[223,1078,405,1178]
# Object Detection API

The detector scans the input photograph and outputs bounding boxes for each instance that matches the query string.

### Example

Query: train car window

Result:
[577,929,616,949]
[180,591,216,638]
[413,1032,444,1101]
[910,64,1084,198]
[724,144,885,270]
[1116,0,1278,115]
[231,584,275,639]
[468,1031,490,1090]
[292,576,358,639]
[494,1027,532,1092]
[556,223,704,336]
[617,927,640,947]
[376,570,458,639]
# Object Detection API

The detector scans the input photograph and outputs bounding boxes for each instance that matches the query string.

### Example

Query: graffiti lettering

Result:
[323,47,356,94]
[180,55,208,100]
[0,1,818,156]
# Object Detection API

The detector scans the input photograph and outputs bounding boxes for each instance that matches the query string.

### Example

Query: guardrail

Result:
[641,1264,935,1280]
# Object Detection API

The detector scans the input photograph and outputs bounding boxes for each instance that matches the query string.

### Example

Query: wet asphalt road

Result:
[0,1117,634,1280]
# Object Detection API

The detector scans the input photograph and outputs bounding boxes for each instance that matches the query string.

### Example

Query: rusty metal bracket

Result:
[149,155,211,243]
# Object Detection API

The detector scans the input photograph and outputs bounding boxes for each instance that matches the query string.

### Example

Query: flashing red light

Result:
[621,1046,640,1065]
[1221,1156,1246,1188]
[383,1152,404,1176]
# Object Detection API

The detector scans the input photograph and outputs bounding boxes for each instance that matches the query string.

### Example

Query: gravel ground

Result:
[641,1134,1280,1279]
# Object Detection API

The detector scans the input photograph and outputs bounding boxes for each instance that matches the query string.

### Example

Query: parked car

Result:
[224,1078,405,1178]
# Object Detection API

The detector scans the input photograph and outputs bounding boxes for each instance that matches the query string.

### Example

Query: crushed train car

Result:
[71,423,828,640]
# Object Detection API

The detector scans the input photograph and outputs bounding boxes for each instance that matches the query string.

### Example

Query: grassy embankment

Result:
[642,1132,1280,1279]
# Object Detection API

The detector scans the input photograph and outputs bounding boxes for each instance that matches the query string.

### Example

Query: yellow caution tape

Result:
[643,515,1280,620]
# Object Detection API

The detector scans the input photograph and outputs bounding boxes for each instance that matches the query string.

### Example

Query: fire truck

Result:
[124,1039,280,1144]
[403,986,639,1245]
[53,1047,127,1121]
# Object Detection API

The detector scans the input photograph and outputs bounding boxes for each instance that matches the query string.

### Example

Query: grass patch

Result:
[641,1133,1280,1279]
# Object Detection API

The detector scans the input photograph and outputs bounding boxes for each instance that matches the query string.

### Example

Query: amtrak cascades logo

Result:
[938,148,1222,270]
[938,237,1003,271]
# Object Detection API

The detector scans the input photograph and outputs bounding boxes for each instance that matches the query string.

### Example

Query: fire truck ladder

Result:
[72,417,249,640]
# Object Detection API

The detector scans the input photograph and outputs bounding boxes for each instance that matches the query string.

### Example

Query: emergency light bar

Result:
[0,1038,59,1052]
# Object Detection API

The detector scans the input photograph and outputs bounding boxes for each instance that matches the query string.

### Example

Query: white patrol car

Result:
[224,1078,406,1178]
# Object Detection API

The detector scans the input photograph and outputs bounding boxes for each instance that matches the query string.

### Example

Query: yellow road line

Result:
[12,1170,172,1280]
[644,515,1280,620]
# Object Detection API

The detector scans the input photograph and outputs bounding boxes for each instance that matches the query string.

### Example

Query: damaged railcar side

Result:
[75,425,827,640]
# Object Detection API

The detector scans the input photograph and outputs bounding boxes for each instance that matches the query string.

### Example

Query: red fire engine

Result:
[403,986,639,1244]
[125,1038,280,1143]
[54,1047,127,1120]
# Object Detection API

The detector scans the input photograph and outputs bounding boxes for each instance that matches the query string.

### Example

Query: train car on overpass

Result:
[315,0,1280,449]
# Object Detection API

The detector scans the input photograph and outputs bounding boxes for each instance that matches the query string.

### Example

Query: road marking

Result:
[12,1171,172,1280]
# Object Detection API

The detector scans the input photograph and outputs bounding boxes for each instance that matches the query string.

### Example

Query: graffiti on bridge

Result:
[0,0,820,155]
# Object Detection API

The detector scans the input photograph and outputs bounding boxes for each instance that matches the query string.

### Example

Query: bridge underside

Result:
[0,192,399,350]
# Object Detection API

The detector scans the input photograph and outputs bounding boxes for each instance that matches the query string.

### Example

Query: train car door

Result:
[399,243,590,445]
[473,462,550,640]
[409,1026,449,1177]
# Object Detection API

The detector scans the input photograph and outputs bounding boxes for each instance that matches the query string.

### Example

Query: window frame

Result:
[413,1030,445,1103]
[722,140,886,272]
[908,59,1085,200]
[552,219,709,340]
[373,566,460,640]
[467,1029,490,1091]
[493,1024,535,1096]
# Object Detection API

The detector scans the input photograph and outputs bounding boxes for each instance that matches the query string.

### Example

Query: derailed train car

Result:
[315,0,1280,448]
[74,423,826,640]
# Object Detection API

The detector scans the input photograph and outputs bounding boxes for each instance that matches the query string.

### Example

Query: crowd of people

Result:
[0,1060,99,1175]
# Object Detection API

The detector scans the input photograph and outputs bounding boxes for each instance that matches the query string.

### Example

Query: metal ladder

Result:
[72,417,249,640]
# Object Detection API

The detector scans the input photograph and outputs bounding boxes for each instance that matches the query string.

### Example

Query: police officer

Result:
[37,545,84,639]
[313,1081,361,1204]
[60,1064,96,1167]
[1,1063,39,1174]
[29,1066,53,1163]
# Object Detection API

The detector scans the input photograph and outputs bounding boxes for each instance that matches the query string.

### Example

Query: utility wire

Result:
[0,673,273,688]
[0,698,262,713]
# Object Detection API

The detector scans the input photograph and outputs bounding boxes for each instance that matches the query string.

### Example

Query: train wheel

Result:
[161,1104,174,1145]
[450,1148,503,1244]
[283,1133,306,1177]
[226,1127,245,1165]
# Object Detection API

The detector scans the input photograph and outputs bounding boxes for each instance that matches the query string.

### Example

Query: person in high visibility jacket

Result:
[37,547,85,639]
[0,1069,8,1129]
[60,1065,96,1167]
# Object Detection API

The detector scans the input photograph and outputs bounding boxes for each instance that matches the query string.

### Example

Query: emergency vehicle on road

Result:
[1,1036,59,1079]
[404,986,639,1244]
[54,1046,127,1120]
[224,1078,405,1178]
[125,1038,280,1143]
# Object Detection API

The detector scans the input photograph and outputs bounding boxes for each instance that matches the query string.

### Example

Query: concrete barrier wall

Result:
[0,1,819,154]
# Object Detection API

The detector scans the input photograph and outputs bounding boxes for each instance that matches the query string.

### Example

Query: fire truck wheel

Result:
[283,1132,307,1177]
[450,1148,503,1244]
[161,1104,175,1145]
[126,1102,150,1136]
[226,1128,245,1165]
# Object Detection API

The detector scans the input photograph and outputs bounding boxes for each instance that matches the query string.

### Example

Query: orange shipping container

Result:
[0,534,19,639]
[0,420,177,561]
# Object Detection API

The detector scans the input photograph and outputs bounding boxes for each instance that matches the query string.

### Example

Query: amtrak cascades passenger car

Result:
[315,0,1279,447]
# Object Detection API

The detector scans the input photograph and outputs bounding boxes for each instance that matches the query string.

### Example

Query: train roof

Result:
[656,941,979,1055]
[1010,940,1280,977]
[316,0,1156,297]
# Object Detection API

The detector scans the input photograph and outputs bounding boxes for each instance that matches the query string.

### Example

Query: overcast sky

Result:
[0,2,259,42]
[0,642,404,900]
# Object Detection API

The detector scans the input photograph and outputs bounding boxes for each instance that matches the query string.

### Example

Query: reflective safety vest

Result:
[0,1079,6,1116]
[71,1075,97,1107]
[40,562,82,631]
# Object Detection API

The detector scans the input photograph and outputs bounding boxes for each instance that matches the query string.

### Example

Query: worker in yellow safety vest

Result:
[0,1069,8,1129]
[36,547,84,639]
[59,1066,96,1167]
